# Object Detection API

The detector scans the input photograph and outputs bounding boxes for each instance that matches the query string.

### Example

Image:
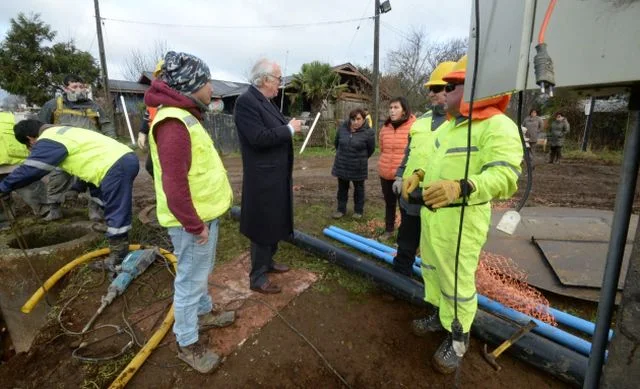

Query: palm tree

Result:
[288,61,348,114]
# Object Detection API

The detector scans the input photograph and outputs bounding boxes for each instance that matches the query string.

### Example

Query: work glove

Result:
[137,133,147,150]
[402,170,424,201]
[423,180,461,209]
[391,177,403,196]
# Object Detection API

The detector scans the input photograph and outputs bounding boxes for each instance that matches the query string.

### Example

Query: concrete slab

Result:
[486,207,636,302]
[130,252,318,356]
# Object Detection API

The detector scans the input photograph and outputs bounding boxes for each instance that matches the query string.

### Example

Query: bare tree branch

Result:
[385,28,467,111]
[121,40,168,81]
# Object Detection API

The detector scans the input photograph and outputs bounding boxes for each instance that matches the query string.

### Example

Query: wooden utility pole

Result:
[94,0,111,103]
[373,0,381,133]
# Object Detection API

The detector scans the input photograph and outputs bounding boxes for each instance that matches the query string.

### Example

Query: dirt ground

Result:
[0,150,638,388]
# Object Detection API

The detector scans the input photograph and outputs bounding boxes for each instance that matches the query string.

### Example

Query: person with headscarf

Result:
[377,96,416,240]
[144,51,235,374]
[403,55,522,374]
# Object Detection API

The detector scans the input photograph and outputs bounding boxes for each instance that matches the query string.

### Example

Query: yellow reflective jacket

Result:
[423,114,522,205]
[0,112,29,165]
[39,125,132,186]
[149,107,233,228]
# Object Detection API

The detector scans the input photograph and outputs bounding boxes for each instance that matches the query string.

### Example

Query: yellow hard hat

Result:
[442,55,468,83]
[152,59,165,78]
[424,61,456,87]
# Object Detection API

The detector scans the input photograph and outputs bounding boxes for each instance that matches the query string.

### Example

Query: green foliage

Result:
[289,61,348,113]
[0,13,100,105]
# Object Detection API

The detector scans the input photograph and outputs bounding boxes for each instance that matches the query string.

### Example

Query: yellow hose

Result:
[20,244,178,389]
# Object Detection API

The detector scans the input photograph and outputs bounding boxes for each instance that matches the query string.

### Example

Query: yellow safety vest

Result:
[423,114,523,205]
[38,125,132,186]
[0,112,29,165]
[53,96,100,125]
[149,107,233,228]
[402,112,447,180]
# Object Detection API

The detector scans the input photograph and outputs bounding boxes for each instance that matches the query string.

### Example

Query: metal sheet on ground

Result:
[485,207,630,303]
[535,239,632,289]
[483,235,609,303]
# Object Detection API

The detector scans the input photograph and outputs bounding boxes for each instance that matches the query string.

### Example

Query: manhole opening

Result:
[7,226,91,249]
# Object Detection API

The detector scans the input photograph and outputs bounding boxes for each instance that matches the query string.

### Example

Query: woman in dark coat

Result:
[331,108,375,219]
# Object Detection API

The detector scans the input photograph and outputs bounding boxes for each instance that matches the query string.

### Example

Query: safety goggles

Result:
[428,85,445,93]
[445,82,464,93]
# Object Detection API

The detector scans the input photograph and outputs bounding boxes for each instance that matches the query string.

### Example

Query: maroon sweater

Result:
[144,80,205,234]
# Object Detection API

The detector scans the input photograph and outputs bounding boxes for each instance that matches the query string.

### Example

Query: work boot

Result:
[88,201,104,222]
[177,339,221,373]
[432,332,470,375]
[42,205,63,222]
[198,310,236,330]
[90,236,129,273]
[412,310,444,336]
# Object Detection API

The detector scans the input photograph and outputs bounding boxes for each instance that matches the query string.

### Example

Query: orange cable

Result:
[538,0,557,44]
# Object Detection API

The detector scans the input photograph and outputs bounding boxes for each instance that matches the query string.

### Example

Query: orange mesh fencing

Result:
[477,251,556,325]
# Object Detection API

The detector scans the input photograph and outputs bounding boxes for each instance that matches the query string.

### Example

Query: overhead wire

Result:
[101,16,374,30]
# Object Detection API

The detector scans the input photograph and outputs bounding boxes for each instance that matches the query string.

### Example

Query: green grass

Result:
[214,200,378,297]
[563,148,623,164]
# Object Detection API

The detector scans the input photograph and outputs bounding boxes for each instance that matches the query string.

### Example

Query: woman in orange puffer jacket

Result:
[378,96,416,239]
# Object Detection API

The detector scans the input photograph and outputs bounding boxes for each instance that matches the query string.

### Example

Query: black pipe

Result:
[229,206,587,386]
[584,87,640,389]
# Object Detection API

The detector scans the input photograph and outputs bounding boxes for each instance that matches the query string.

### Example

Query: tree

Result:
[0,13,100,106]
[122,41,169,81]
[289,61,348,113]
[385,29,467,112]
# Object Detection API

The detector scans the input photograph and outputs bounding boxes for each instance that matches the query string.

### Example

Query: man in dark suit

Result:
[234,58,302,294]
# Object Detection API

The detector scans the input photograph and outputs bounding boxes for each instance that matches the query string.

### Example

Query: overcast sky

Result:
[0,0,471,84]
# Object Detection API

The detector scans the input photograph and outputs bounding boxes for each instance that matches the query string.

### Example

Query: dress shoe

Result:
[269,262,290,273]
[250,281,281,294]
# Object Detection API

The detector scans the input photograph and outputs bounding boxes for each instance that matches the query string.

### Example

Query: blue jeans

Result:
[168,219,219,347]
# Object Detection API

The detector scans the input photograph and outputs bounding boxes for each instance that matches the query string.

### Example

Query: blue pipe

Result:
[327,225,613,341]
[323,228,597,357]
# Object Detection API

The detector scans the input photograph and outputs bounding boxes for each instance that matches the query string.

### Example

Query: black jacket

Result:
[234,86,294,244]
[331,120,375,181]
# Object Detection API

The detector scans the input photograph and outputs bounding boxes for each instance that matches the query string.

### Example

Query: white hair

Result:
[250,58,278,87]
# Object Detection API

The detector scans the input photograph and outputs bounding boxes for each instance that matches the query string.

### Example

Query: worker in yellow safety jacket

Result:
[38,74,115,222]
[403,55,523,374]
[145,51,234,374]
[390,61,456,276]
[0,111,49,223]
[0,119,138,270]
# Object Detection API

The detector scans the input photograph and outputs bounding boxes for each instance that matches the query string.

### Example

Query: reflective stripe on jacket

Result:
[423,114,523,205]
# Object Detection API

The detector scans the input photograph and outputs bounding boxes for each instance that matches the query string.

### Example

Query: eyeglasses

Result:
[445,83,464,93]
[428,85,445,93]
[267,74,283,83]
[350,116,363,121]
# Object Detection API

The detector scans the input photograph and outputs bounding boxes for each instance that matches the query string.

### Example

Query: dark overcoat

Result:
[234,86,293,244]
